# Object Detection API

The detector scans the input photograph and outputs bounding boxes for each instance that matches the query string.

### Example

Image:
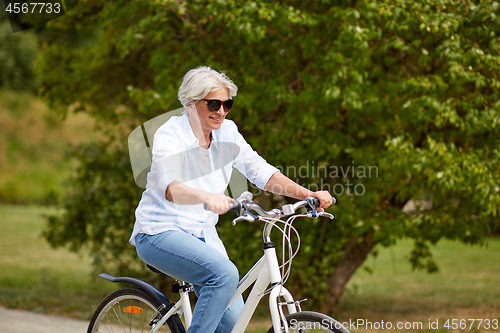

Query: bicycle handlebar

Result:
[203,191,336,219]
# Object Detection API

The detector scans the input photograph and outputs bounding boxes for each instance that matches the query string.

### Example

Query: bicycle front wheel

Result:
[267,311,351,333]
[87,287,184,333]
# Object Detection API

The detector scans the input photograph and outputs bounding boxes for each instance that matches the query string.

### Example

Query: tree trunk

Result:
[321,228,376,313]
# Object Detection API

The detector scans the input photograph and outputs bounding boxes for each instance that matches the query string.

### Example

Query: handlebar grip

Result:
[228,202,241,213]
[308,196,336,208]
[203,201,240,213]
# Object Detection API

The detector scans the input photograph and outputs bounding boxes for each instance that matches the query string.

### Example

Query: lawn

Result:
[247,237,500,333]
[337,237,500,332]
[0,204,498,332]
[0,204,114,319]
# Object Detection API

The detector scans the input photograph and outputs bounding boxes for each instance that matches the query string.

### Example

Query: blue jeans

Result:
[135,231,244,333]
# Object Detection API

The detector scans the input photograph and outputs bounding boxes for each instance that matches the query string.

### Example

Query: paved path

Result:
[0,306,89,333]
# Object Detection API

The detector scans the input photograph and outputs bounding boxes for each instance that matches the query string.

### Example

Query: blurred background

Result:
[0,1,499,332]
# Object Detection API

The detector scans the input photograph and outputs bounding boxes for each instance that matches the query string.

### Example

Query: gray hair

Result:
[178,66,238,110]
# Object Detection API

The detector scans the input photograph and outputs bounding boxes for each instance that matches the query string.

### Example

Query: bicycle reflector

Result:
[123,306,144,314]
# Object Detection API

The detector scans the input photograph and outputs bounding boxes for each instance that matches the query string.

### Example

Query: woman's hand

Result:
[203,194,235,215]
[311,190,333,212]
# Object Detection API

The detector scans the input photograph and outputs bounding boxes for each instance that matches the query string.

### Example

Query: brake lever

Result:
[232,215,257,225]
[318,212,334,219]
[231,202,259,225]
[307,206,318,218]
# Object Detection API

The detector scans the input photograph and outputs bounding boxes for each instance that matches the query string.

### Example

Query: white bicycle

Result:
[87,191,349,333]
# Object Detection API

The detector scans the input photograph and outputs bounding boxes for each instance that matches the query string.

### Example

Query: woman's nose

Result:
[216,104,225,114]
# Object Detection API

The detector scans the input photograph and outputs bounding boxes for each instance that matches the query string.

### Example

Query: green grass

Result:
[337,238,500,332]
[0,204,114,320]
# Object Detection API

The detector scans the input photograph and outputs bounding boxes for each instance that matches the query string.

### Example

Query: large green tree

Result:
[40,0,499,312]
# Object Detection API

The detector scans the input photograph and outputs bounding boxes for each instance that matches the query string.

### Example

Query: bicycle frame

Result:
[149,226,298,333]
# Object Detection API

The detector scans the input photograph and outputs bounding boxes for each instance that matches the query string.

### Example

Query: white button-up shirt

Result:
[130,112,279,257]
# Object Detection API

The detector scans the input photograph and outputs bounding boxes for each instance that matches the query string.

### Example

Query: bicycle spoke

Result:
[103,312,114,333]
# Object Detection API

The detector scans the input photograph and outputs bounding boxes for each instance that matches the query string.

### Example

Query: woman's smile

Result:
[209,115,223,124]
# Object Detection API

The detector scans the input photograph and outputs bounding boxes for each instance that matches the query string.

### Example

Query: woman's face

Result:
[193,87,230,133]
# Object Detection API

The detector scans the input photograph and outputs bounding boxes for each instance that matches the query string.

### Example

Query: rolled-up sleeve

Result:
[230,122,280,190]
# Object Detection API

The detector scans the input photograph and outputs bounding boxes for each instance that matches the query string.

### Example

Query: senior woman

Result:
[130,66,333,333]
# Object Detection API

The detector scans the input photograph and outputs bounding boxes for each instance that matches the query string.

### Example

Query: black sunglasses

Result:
[203,99,234,112]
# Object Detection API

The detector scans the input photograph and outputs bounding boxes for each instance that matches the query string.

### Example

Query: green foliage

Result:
[38,0,500,308]
[43,141,145,275]
[0,90,95,204]
[0,15,38,91]
[0,88,100,204]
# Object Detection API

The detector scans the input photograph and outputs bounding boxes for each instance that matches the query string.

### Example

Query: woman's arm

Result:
[263,172,333,210]
[166,181,234,214]
[263,172,313,200]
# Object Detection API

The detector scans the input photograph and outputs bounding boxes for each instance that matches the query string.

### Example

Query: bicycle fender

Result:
[99,273,186,333]
[99,273,170,309]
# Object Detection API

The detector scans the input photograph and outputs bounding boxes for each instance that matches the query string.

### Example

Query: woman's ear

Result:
[186,104,195,114]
